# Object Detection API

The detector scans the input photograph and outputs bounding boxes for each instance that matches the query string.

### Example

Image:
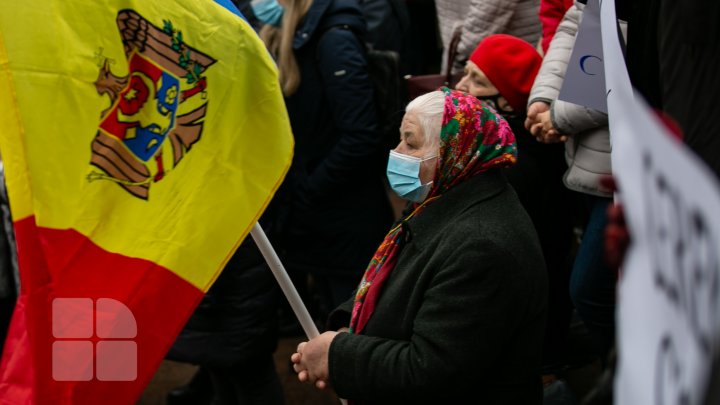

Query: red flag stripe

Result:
[0,217,204,404]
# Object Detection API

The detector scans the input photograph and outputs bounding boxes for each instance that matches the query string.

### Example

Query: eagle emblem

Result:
[91,10,216,199]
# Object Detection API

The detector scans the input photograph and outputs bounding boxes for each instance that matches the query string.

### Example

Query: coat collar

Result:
[404,170,510,243]
[292,0,365,50]
[292,0,332,49]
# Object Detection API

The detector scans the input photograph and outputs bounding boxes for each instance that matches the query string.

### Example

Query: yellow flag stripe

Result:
[0,1,294,291]
[0,27,33,220]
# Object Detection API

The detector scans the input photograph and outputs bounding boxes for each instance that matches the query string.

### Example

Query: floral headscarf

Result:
[349,88,517,334]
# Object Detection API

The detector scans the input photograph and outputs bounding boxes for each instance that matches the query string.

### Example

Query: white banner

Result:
[599,0,720,404]
[558,0,607,113]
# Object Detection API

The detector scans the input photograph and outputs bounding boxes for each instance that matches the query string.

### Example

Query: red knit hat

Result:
[469,34,542,112]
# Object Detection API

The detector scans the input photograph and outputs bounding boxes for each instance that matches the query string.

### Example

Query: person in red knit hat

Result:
[457,34,580,395]
[457,33,540,114]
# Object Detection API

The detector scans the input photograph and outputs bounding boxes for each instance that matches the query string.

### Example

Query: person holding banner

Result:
[456,34,577,386]
[291,89,548,404]
[525,0,625,365]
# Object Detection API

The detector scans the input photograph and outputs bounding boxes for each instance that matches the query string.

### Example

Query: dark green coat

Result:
[327,170,548,404]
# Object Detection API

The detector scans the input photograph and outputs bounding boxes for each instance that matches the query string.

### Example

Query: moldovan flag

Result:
[0,0,293,403]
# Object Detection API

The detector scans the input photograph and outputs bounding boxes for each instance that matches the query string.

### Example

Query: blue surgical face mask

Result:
[252,0,284,27]
[387,150,437,202]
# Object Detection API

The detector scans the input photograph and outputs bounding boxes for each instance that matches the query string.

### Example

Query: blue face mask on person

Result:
[386,150,436,202]
[252,0,284,27]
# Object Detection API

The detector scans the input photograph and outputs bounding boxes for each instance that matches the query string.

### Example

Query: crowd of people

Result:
[1,0,717,404]
[167,0,720,404]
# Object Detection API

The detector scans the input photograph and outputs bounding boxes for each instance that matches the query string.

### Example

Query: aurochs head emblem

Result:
[91,10,216,200]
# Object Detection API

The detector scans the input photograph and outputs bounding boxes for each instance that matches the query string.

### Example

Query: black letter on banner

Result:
[685,210,720,355]
[655,335,691,405]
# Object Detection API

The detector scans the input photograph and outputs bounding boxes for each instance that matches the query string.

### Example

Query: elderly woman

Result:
[291,89,548,404]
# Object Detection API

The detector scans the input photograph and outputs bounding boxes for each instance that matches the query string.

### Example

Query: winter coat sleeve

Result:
[303,29,381,200]
[551,99,608,135]
[327,237,530,402]
[455,0,520,70]
[528,2,582,106]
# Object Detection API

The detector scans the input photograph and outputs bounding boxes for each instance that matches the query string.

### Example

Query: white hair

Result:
[405,91,445,151]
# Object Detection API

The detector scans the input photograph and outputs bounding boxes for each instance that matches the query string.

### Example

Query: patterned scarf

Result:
[349,88,517,334]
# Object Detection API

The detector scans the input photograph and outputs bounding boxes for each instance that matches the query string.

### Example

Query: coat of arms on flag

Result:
[0,0,293,403]
[91,10,216,199]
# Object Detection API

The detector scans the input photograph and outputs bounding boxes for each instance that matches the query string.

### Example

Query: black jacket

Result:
[167,240,279,367]
[327,171,548,404]
[271,0,393,278]
[626,0,720,178]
